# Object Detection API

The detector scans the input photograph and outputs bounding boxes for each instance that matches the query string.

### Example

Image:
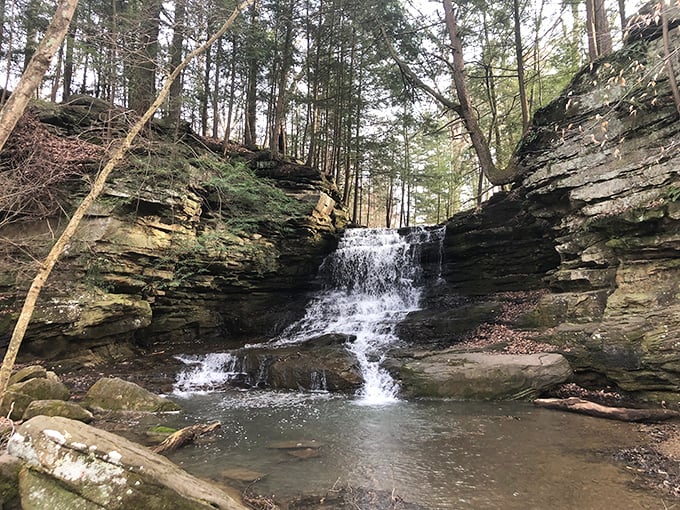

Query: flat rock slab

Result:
[399,352,572,400]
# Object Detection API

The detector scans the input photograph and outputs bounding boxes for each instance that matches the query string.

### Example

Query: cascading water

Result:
[174,226,445,404]
[275,226,444,404]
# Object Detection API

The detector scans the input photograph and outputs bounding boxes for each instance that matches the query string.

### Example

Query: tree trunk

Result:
[128,0,162,115]
[442,0,498,184]
[152,422,221,454]
[0,0,78,153]
[661,0,680,115]
[167,0,186,131]
[244,4,259,148]
[617,0,626,32]
[586,0,613,61]
[512,0,530,132]
[270,0,295,156]
[62,22,76,101]
[0,0,255,401]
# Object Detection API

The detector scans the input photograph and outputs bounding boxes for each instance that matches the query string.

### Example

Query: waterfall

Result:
[276,226,445,404]
[173,226,445,403]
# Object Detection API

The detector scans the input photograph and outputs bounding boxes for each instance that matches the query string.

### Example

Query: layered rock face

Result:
[427,9,680,400]
[0,103,347,363]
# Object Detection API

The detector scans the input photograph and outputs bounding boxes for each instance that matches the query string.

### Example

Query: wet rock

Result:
[82,377,181,413]
[419,11,680,400]
[235,343,362,391]
[287,448,321,460]
[7,415,248,509]
[22,400,94,423]
[219,468,266,483]
[0,376,70,420]
[267,440,323,450]
[0,454,21,510]
[399,351,572,400]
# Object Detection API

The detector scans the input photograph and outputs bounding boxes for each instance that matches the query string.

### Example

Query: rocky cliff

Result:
[0,100,348,365]
[412,6,680,402]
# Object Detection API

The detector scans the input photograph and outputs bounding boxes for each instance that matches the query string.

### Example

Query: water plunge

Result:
[276,226,444,403]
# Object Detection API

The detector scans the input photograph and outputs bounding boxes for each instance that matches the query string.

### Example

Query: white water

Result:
[174,227,444,404]
[275,227,443,404]
[174,353,244,394]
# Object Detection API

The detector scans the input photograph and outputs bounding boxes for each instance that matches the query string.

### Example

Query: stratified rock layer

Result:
[0,108,348,364]
[421,8,680,400]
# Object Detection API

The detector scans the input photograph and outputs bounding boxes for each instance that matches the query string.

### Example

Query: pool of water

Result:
[163,390,668,509]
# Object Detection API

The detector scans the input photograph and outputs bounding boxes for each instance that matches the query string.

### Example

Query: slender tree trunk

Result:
[0,0,78,153]
[167,0,186,131]
[661,0,680,115]
[212,36,222,138]
[270,0,295,156]
[0,0,255,401]
[617,0,626,32]
[244,4,259,147]
[442,0,498,183]
[23,0,41,72]
[50,44,64,102]
[222,35,237,150]
[62,22,75,101]
[201,41,212,136]
[586,0,613,61]
[305,0,323,167]
[513,0,530,132]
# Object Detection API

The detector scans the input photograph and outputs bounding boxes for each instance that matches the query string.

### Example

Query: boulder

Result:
[82,377,181,412]
[239,342,362,391]
[0,454,21,510]
[7,415,248,509]
[1,376,70,421]
[22,400,94,423]
[399,351,572,400]
[8,366,47,386]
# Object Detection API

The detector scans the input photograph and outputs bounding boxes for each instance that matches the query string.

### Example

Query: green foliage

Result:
[84,257,114,292]
[197,156,309,235]
[667,186,680,202]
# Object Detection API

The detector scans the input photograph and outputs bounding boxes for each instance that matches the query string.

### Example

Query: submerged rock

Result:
[82,377,181,413]
[399,351,572,400]
[7,415,248,509]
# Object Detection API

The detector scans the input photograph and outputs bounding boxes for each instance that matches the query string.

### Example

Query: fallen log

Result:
[533,397,680,423]
[152,422,221,454]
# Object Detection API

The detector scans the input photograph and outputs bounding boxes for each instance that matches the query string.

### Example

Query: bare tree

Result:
[0,0,256,400]
[0,0,79,154]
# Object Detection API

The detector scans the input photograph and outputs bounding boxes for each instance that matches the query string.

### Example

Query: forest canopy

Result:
[1,0,643,227]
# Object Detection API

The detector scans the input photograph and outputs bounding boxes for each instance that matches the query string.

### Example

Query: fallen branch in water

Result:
[533,397,680,423]
[152,422,221,454]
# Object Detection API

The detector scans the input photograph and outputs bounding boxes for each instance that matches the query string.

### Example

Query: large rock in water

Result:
[7,415,247,509]
[82,377,181,412]
[399,351,572,400]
